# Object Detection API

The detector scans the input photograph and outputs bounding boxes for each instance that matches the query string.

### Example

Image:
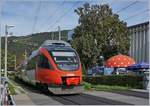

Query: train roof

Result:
[29,49,39,60]
[28,40,74,60]
[41,40,74,51]
[41,40,71,47]
[44,45,75,52]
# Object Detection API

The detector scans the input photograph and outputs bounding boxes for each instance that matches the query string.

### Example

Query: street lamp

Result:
[4,25,14,78]
[99,55,104,66]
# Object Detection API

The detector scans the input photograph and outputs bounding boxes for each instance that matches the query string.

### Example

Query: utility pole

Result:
[0,0,2,79]
[51,31,54,40]
[0,21,2,78]
[0,4,4,106]
[4,25,8,78]
[52,32,54,40]
[58,26,61,40]
[4,25,14,78]
[14,55,16,70]
[24,49,27,60]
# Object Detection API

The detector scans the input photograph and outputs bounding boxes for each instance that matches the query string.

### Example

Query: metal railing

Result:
[1,77,16,106]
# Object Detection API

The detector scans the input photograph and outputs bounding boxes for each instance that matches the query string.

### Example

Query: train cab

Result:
[19,40,83,94]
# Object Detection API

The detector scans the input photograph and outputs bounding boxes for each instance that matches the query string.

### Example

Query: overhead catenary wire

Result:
[31,0,42,34]
[106,8,149,29]
[51,0,139,32]
[42,0,145,33]
[107,8,149,38]
[100,0,103,5]
[109,0,119,6]
[50,1,80,30]
[99,0,141,22]
[123,9,149,21]
[100,0,116,5]
[110,9,149,27]
[82,0,141,26]
[47,1,81,32]
[116,1,139,13]
[40,0,66,32]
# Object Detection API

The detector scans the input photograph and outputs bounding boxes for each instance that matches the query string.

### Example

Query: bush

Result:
[83,82,92,90]
[83,75,143,88]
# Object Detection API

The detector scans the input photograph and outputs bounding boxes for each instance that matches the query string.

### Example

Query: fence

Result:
[0,77,16,106]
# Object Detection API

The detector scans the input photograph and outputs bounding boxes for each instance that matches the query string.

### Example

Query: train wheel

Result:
[36,83,48,92]
[36,82,42,90]
[42,84,48,93]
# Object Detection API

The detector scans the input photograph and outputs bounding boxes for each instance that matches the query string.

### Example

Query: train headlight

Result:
[66,73,75,76]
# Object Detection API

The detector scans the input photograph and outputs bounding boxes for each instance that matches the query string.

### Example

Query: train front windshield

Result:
[51,51,79,71]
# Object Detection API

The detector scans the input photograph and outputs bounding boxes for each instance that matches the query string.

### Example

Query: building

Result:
[128,21,149,63]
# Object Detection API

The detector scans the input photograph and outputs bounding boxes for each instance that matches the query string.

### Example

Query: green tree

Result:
[72,3,130,69]
[1,49,16,70]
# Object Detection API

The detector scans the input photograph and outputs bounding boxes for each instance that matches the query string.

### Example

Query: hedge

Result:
[83,75,143,88]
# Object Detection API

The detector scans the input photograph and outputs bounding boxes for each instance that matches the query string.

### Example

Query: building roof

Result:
[128,21,149,29]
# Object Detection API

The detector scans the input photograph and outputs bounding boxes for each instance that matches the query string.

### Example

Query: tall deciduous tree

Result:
[72,3,130,68]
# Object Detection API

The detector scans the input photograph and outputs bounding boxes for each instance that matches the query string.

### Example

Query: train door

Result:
[36,54,53,83]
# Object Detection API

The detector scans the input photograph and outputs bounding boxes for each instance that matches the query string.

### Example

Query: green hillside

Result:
[1,30,70,67]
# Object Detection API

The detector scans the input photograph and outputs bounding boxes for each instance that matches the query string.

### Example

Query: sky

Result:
[0,0,149,36]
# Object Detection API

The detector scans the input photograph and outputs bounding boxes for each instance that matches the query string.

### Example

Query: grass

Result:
[7,73,26,95]
[8,75,26,94]
[83,82,130,91]
[93,85,129,91]
[8,83,16,95]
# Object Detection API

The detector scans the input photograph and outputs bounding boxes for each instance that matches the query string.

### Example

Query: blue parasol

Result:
[127,62,149,69]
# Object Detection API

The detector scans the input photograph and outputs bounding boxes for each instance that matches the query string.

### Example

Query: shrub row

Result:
[83,75,143,88]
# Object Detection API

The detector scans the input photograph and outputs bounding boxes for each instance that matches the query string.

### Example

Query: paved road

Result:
[109,90,149,99]
[13,79,149,105]
[84,91,149,105]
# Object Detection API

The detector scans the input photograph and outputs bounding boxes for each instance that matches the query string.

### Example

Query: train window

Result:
[50,51,79,71]
[38,55,53,69]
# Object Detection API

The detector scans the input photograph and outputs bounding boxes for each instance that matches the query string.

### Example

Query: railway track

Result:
[13,78,132,105]
[49,93,132,105]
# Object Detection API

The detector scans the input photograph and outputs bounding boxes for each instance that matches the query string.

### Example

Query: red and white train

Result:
[17,40,83,94]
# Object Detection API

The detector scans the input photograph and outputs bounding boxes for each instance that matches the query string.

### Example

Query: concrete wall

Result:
[128,22,149,63]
